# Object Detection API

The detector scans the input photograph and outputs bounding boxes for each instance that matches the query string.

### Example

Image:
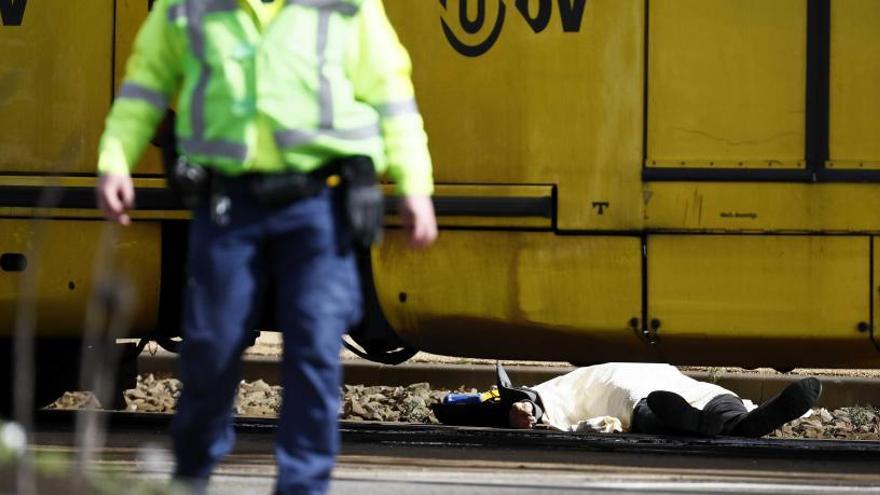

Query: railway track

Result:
[137,353,880,409]
[23,409,880,495]
[31,409,880,461]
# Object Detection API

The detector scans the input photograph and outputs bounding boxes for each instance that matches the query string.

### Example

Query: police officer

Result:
[95,0,437,493]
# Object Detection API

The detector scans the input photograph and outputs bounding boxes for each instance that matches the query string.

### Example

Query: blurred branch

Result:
[12,136,81,494]
[74,224,136,480]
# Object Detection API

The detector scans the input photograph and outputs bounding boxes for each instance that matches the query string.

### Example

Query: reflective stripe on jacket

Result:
[98,0,433,196]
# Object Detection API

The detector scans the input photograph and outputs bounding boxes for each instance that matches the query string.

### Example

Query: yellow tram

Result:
[1,0,879,406]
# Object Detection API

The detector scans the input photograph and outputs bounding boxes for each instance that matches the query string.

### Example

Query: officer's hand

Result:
[399,195,437,248]
[97,173,136,226]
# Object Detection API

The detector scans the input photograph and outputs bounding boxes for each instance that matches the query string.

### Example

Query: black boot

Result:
[730,377,822,438]
[646,391,724,436]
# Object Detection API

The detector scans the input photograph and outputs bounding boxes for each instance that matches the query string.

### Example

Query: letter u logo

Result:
[439,0,506,57]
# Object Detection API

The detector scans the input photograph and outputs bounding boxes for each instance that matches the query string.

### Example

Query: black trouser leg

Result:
[635,393,741,436]
[728,378,822,438]
[631,398,678,435]
[701,394,749,435]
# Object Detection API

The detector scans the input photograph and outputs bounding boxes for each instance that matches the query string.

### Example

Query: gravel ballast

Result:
[48,374,880,441]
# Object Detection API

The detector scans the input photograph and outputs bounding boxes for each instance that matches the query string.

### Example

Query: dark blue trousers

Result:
[171,183,361,495]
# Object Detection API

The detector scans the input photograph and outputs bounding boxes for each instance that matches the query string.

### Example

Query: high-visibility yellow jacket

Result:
[98,0,433,196]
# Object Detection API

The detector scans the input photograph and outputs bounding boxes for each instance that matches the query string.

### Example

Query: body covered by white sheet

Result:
[530,363,756,433]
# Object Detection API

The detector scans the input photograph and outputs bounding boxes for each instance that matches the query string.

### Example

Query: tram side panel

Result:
[647,236,874,369]
[642,1,880,366]
[646,0,806,170]
[387,0,645,231]
[838,0,880,353]
[0,1,163,342]
[378,0,651,362]
[829,0,880,170]
[372,230,648,364]
[2,0,878,369]
[380,0,880,366]
[0,0,110,172]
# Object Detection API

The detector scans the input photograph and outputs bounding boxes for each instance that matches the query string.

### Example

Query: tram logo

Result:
[439,0,588,57]
[0,0,26,26]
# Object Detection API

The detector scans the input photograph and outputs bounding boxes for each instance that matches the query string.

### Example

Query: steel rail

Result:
[32,410,880,461]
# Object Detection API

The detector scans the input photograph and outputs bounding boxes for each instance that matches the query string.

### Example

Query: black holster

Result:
[169,156,212,209]
[155,110,212,209]
[335,156,384,251]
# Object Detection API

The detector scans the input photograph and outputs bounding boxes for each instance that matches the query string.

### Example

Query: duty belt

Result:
[167,156,384,250]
